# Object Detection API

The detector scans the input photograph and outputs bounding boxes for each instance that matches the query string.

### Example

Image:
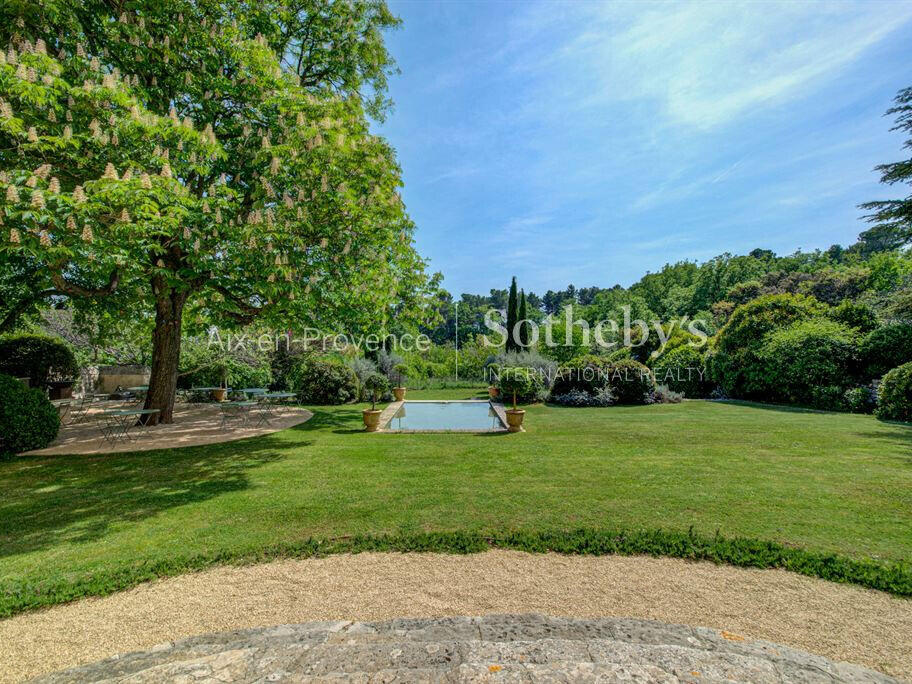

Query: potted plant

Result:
[392,363,408,401]
[498,366,533,433]
[487,363,501,399]
[211,360,229,402]
[362,372,390,432]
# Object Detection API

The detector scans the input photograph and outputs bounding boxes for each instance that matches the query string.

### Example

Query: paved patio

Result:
[26,402,313,456]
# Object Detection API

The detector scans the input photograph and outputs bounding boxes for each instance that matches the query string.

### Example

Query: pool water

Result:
[385,401,505,431]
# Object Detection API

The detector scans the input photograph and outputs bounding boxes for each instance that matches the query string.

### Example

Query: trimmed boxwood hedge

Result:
[0,373,59,457]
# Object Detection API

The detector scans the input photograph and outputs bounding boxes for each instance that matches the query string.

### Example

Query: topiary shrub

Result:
[498,366,536,409]
[651,345,713,398]
[755,318,858,408]
[875,362,912,422]
[860,323,912,380]
[362,372,390,410]
[0,334,78,388]
[0,373,60,457]
[606,358,656,405]
[289,357,359,404]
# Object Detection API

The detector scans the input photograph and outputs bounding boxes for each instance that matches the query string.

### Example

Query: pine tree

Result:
[518,289,529,348]
[859,86,912,252]
[506,276,518,352]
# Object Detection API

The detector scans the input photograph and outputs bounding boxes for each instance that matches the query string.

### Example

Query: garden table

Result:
[125,386,148,406]
[254,392,297,426]
[220,401,257,430]
[101,408,160,444]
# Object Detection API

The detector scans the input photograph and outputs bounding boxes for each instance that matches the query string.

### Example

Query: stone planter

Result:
[393,387,406,402]
[362,409,383,432]
[211,388,227,402]
[505,408,525,433]
[488,386,499,399]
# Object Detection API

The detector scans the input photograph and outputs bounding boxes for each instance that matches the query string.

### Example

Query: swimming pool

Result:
[384,400,506,432]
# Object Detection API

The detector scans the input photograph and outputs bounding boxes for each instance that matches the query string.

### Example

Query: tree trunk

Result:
[144,282,188,425]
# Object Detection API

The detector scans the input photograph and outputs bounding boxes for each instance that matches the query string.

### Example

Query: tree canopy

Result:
[0,1,432,421]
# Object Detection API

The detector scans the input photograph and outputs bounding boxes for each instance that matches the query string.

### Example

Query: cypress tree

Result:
[506,276,518,352]
[518,290,530,348]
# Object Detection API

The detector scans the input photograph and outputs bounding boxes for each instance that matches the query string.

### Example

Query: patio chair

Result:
[219,403,248,430]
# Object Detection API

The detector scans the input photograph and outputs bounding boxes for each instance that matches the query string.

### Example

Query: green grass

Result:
[1,391,910,615]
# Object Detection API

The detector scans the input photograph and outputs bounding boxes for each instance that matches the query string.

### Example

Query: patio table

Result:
[253,392,297,426]
[101,408,160,444]
[220,401,257,429]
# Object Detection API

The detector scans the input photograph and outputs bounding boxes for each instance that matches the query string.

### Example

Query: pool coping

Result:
[376,399,509,433]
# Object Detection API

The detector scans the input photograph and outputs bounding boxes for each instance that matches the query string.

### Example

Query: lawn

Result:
[1,392,910,615]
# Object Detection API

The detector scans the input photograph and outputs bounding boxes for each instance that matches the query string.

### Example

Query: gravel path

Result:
[2,551,909,682]
[34,615,897,683]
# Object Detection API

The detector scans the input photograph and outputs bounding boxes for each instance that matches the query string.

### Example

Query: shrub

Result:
[652,385,683,404]
[606,358,656,405]
[844,385,878,414]
[347,357,379,400]
[549,354,613,398]
[550,387,615,407]
[487,351,555,401]
[755,319,858,407]
[0,373,60,457]
[860,323,912,380]
[712,294,827,398]
[651,345,713,398]
[289,357,359,404]
[498,367,536,408]
[875,362,912,422]
[827,300,878,334]
[178,344,272,390]
[0,334,78,388]
[362,372,390,410]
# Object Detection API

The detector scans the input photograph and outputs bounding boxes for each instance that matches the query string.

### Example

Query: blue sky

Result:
[375,0,912,296]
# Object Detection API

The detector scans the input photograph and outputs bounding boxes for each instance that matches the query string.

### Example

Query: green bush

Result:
[0,334,78,388]
[827,300,878,334]
[288,357,359,404]
[755,319,857,408]
[549,354,613,398]
[488,351,554,401]
[362,372,390,410]
[178,345,272,390]
[875,362,912,422]
[498,366,537,408]
[860,323,912,380]
[712,293,827,398]
[0,373,60,457]
[652,345,713,398]
[606,358,656,405]
[844,385,877,414]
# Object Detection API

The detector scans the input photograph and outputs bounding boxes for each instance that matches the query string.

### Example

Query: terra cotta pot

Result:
[211,388,227,402]
[488,386,500,399]
[393,387,406,401]
[505,408,525,433]
[363,409,383,432]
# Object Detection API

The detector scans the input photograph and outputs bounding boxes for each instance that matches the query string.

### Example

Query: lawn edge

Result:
[2,527,909,619]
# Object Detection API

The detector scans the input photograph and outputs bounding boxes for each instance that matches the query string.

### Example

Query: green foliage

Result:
[540,316,592,363]
[844,385,878,414]
[549,354,613,398]
[0,373,59,457]
[712,294,827,398]
[0,333,78,386]
[178,343,272,390]
[652,345,713,398]
[827,299,878,333]
[506,277,518,353]
[875,362,912,422]
[858,86,912,252]
[859,323,912,380]
[497,366,536,408]
[362,371,389,410]
[755,319,858,407]
[606,358,656,405]
[289,357,359,405]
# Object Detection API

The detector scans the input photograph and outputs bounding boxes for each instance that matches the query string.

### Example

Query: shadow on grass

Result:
[0,431,312,558]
